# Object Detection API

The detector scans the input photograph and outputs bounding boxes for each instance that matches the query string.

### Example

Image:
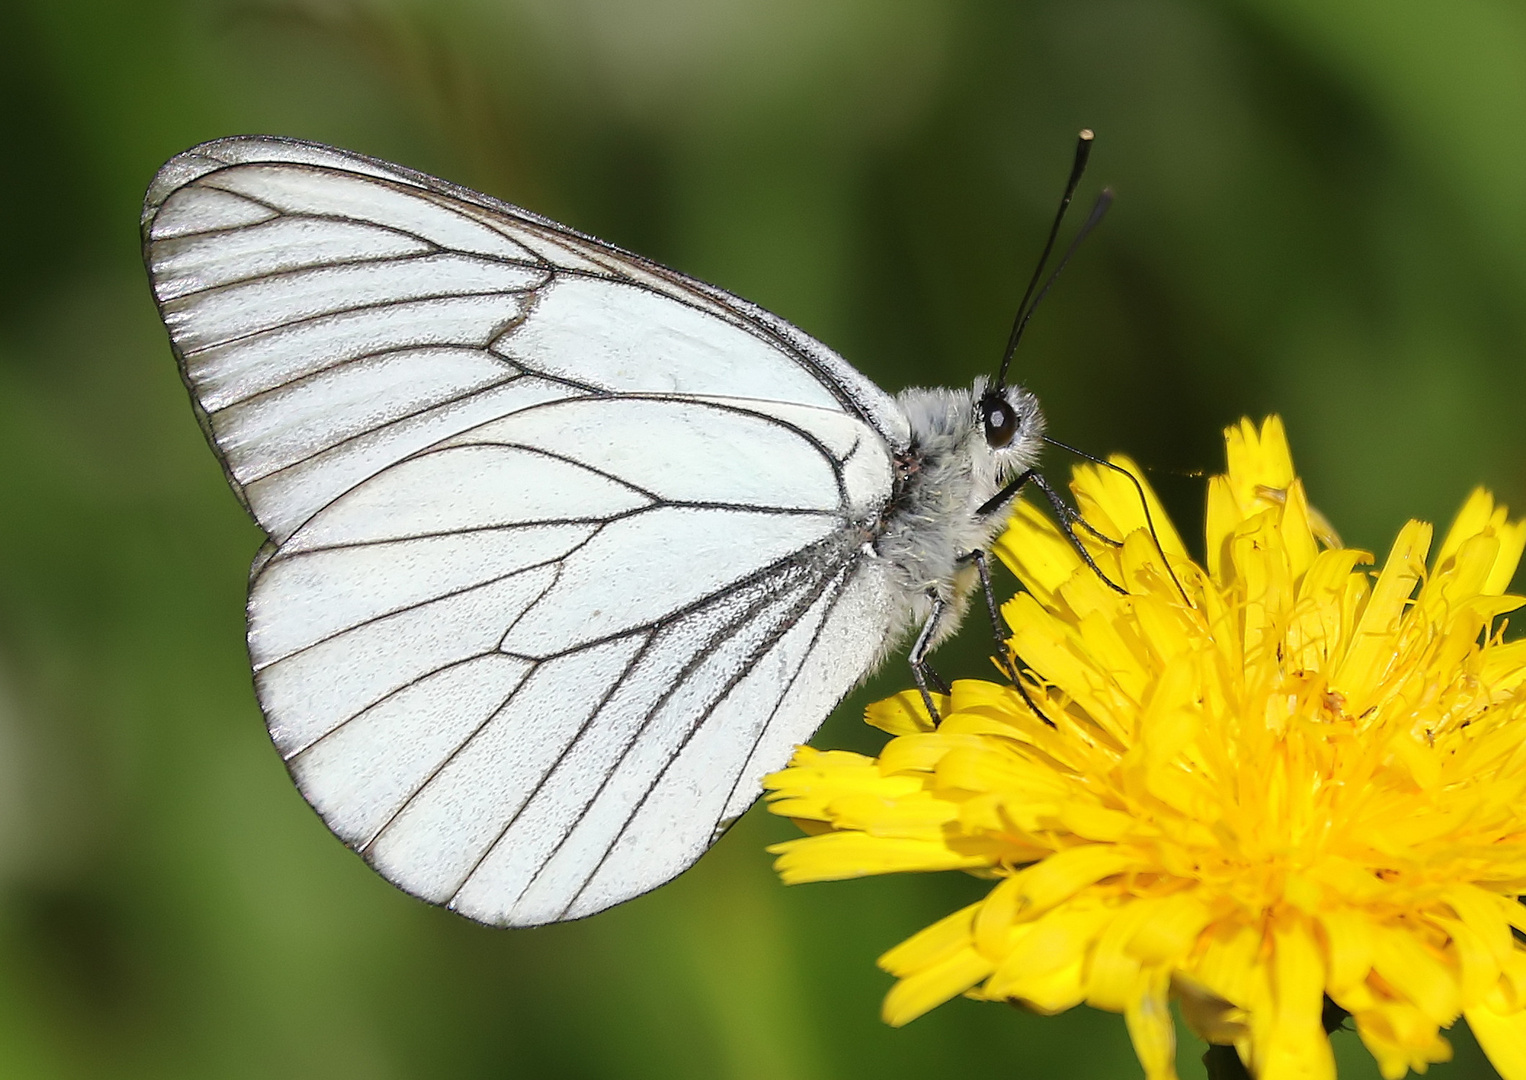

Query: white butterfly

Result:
[142,135,1093,927]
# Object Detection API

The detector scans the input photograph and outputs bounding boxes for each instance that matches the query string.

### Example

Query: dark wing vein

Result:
[205,346,523,417]
[255,528,604,675]
[179,287,542,358]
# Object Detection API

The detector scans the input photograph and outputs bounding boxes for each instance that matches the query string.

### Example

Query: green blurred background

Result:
[2,0,1523,1077]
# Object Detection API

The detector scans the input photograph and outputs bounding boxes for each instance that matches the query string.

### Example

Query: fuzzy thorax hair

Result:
[873,378,1045,648]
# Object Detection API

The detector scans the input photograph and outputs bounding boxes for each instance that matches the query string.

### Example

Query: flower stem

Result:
[1200,1000,1350,1079]
[1201,1043,1248,1079]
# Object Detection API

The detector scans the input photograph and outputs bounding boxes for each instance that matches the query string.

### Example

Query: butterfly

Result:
[142,132,1108,927]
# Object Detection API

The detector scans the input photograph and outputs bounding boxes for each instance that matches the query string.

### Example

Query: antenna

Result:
[995,129,1097,390]
[1008,188,1112,348]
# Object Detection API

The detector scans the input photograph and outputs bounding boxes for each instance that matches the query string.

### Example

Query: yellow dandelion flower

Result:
[765,416,1526,1080]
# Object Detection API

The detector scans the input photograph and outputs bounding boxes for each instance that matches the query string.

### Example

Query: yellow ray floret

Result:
[765,416,1526,1080]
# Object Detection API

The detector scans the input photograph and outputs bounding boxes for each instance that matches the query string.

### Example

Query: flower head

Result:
[765,417,1526,1080]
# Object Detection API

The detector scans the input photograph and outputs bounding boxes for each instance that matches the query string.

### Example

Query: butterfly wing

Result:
[143,136,908,925]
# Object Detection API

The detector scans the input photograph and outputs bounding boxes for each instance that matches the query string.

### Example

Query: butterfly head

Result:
[975,379,1044,479]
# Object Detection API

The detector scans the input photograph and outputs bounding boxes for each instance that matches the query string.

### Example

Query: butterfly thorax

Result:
[874,380,1045,644]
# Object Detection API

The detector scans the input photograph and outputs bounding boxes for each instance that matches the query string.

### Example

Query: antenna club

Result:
[1079,129,1095,141]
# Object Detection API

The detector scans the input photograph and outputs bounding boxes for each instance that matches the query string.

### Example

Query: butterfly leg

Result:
[959,549,1016,682]
[980,469,1127,595]
[909,597,951,723]
[960,548,1058,729]
[1028,471,1122,547]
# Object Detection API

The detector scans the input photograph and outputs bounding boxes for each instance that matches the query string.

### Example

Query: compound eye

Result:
[981,394,1019,448]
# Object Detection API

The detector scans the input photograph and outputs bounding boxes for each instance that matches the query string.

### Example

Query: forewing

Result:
[142,135,908,544]
[142,137,907,923]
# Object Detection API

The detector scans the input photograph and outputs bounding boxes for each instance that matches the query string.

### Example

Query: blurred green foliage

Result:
[1,0,1523,1077]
